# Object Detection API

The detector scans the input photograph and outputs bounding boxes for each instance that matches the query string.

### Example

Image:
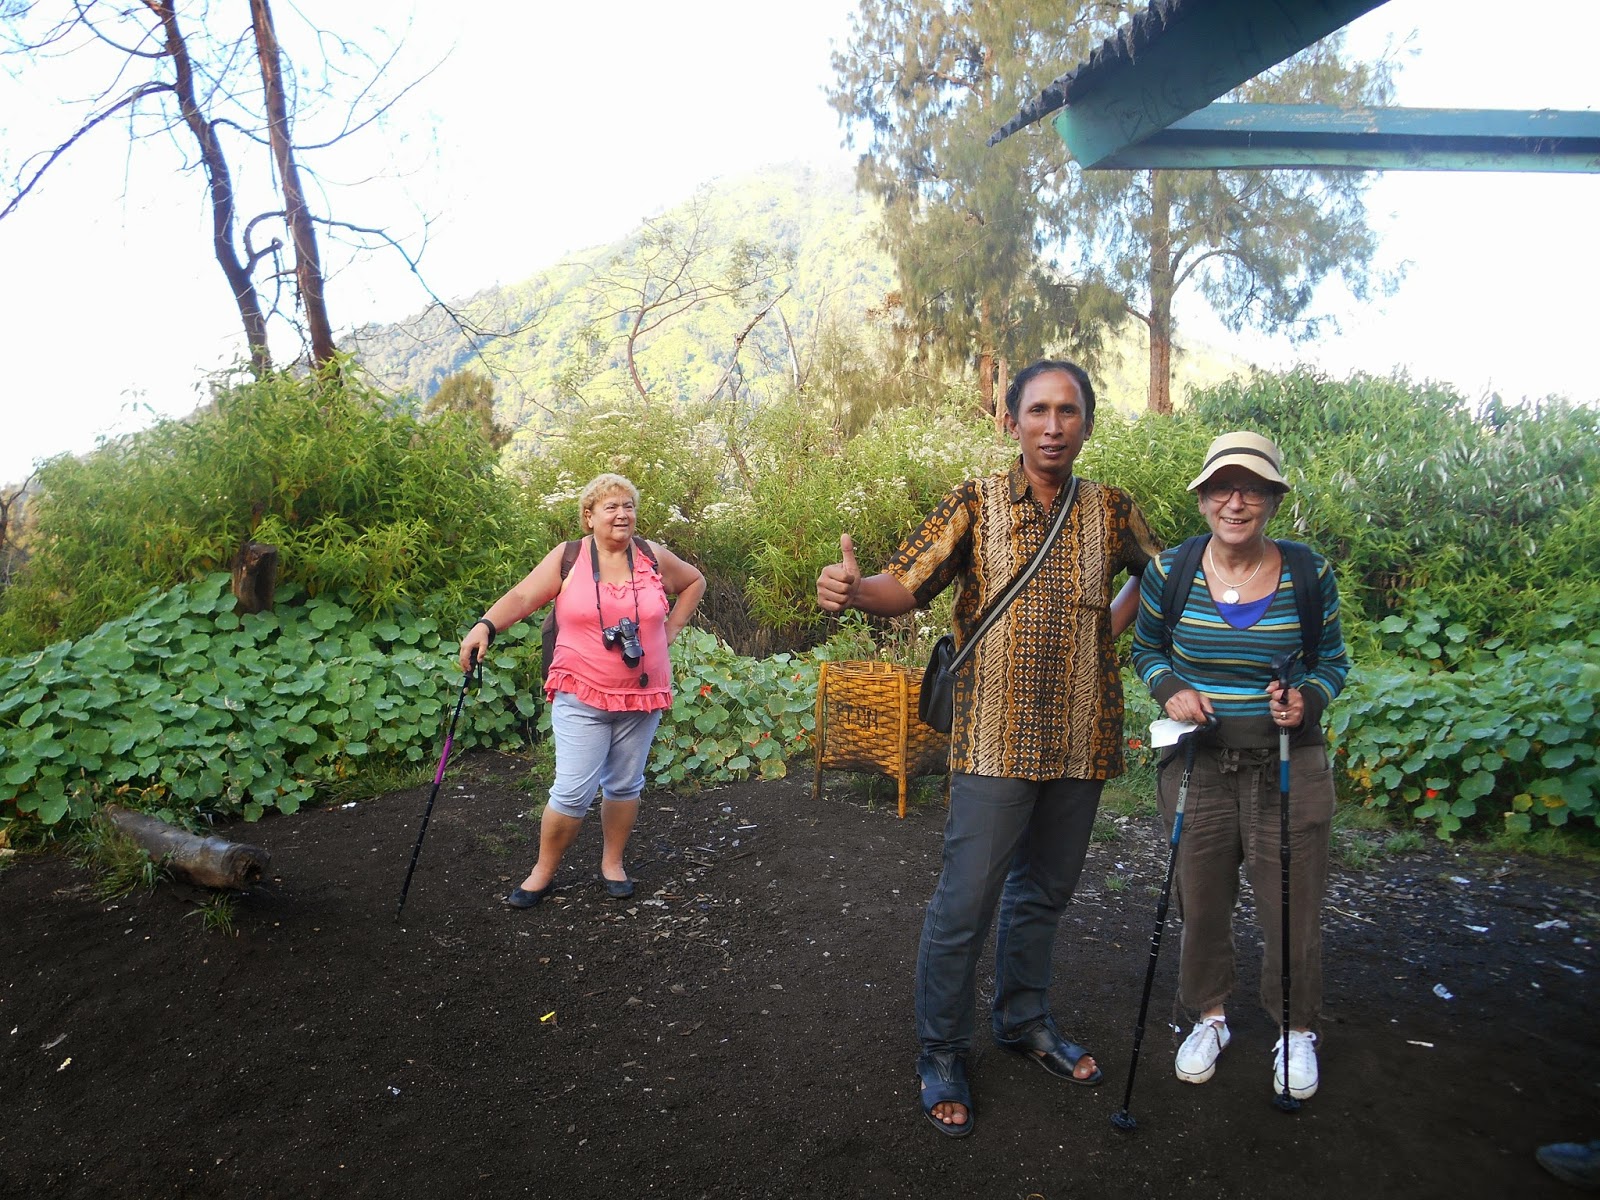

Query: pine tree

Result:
[831,1,1394,412]
[829,0,1126,413]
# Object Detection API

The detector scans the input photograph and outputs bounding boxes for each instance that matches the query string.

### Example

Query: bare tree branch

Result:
[704,285,790,407]
[0,81,168,221]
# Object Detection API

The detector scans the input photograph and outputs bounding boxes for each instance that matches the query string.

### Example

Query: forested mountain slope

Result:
[347,160,892,435]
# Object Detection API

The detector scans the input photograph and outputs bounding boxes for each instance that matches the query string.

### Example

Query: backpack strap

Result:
[558,539,582,580]
[543,540,584,685]
[1275,539,1321,670]
[631,535,660,572]
[1160,534,1320,670]
[1159,535,1210,655]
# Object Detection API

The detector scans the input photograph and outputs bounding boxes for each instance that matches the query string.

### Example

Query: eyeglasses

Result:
[1201,481,1276,505]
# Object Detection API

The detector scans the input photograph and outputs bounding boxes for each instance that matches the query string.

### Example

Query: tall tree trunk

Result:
[1147,169,1174,415]
[250,0,335,367]
[149,1,271,373]
[625,307,650,406]
[976,295,997,417]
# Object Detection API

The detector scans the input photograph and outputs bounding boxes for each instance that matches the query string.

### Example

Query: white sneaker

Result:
[1175,1017,1230,1084]
[1272,1030,1319,1099]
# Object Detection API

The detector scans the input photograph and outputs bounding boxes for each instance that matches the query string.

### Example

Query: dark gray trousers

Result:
[914,773,1103,1055]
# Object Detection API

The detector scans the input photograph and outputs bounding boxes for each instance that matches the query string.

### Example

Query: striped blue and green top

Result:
[1130,543,1350,749]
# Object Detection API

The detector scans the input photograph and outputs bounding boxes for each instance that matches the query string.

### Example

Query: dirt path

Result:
[2,752,1596,1199]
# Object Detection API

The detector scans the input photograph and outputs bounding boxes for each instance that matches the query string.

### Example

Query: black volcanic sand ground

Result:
[2,750,1597,1199]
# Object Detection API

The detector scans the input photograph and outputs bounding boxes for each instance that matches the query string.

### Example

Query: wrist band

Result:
[473,617,497,645]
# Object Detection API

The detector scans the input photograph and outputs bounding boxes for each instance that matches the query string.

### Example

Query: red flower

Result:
[699,684,712,697]
[1127,737,1143,750]
[1425,788,1439,799]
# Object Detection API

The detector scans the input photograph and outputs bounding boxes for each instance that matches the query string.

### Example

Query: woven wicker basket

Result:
[812,660,950,818]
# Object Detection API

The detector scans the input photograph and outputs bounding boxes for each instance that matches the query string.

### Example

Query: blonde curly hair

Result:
[579,473,640,528]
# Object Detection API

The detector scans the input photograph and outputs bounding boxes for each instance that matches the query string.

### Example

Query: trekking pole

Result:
[395,651,480,923]
[1112,714,1215,1133]
[1270,649,1302,1113]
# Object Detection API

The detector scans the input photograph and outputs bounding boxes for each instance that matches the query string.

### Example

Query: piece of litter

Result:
[57,1057,71,1072]
[1557,963,1584,975]
[387,1086,400,1096]
[341,802,357,809]
[1535,919,1570,931]
[540,1012,556,1022]
[1465,925,1489,933]
[1449,876,1470,885]
[1432,984,1454,1000]
[1406,1040,1435,1049]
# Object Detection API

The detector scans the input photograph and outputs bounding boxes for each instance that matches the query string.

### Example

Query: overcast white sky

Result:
[1,0,1596,485]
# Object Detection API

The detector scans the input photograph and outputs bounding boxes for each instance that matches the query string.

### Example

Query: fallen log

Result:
[105,806,271,890]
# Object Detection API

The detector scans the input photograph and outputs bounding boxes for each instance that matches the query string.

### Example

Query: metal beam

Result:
[1056,0,1390,168]
[1070,103,1600,172]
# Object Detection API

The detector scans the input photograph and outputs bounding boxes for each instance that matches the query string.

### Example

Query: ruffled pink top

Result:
[545,540,673,712]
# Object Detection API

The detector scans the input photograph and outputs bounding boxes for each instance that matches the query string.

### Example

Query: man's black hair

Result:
[1004,359,1096,427]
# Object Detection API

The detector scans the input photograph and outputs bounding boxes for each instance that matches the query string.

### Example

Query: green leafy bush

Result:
[0,574,539,827]
[646,628,818,787]
[6,361,1597,846]
[1330,624,1600,837]
[0,365,544,655]
[507,402,725,549]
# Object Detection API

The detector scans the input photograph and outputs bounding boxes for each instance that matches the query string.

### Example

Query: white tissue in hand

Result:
[1150,718,1200,749]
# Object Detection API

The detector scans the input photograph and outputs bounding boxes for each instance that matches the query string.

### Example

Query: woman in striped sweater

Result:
[1130,431,1350,1102]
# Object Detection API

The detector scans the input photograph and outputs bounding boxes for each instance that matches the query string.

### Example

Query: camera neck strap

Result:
[947,474,1079,675]
[590,535,641,638]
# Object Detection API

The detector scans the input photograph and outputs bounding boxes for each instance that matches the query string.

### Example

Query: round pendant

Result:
[1222,588,1240,604]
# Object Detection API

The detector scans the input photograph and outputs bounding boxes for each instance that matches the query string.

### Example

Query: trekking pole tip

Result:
[1110,1109,1139,1132]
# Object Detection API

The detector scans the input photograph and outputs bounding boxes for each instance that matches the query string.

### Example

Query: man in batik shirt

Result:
[817,360,1159,1138]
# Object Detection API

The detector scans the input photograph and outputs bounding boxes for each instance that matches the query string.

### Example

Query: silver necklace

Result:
[1207,542,1265,605]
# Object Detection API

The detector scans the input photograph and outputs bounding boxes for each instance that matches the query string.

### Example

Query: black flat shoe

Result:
[504,883,552,909]
[996,1020,1103,1086]
[602,877,634,900]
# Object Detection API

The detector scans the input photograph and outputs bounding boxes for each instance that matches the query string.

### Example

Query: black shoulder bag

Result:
[918,477,1079,733]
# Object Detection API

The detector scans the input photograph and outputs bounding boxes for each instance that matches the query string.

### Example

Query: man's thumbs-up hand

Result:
[817,533,862,613]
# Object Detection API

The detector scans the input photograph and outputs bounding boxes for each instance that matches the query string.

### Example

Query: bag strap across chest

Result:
[947,476,1080,676]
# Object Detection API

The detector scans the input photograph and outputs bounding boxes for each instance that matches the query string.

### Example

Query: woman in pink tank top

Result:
[458,473,705,906]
